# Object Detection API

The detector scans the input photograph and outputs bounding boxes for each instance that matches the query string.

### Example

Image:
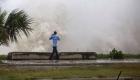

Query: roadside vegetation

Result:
[0,55,6,63]
[0,55,7,60]
[97,53,140,59]
[97,48,140,59]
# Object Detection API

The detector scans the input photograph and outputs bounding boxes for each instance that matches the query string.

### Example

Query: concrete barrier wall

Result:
[7,52,97,60]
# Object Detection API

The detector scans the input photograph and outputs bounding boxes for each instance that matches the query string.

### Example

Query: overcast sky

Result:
[0,0,140,54]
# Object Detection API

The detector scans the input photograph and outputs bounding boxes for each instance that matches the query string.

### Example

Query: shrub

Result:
[0,55,7,60]
[97,54,110,59]
[109,48,124,59]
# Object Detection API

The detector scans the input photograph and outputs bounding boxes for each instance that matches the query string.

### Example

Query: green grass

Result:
[0,64,139,80]
[123,54,140,59]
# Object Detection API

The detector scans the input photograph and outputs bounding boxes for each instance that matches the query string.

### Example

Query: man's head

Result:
[54,31,57,35]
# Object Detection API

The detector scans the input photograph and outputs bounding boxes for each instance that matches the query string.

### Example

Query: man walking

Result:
[49,31,60,60]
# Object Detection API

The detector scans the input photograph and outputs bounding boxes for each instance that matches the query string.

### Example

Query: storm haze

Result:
[0,0,140,54]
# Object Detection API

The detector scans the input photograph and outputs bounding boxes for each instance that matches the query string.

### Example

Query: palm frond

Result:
[0,9,7,26]
[0,9,8,45]
[0,28,9,45]
[5,9,32,42]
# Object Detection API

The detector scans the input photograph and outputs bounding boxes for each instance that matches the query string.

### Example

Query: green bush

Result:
[109,48,124,59]
[0,55,7,60]
[97,54,110,59]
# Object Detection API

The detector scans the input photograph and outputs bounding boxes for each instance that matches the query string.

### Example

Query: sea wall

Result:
[7,52,97,60]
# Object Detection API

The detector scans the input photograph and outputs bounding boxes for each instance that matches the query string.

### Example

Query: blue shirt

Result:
[49,34,60,47]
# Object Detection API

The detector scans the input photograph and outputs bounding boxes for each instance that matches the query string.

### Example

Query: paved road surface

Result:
[2,59,140,66]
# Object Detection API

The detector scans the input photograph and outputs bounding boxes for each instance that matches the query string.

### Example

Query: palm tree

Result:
[0,9,32,45]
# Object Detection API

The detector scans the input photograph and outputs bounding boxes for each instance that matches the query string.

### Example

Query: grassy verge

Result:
[0,64,139,80]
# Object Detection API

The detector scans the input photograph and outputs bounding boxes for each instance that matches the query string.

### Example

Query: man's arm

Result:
[49,37,52,40]
[49,35,53,40]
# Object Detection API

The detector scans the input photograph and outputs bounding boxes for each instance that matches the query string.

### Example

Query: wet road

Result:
[2,59,140,66]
